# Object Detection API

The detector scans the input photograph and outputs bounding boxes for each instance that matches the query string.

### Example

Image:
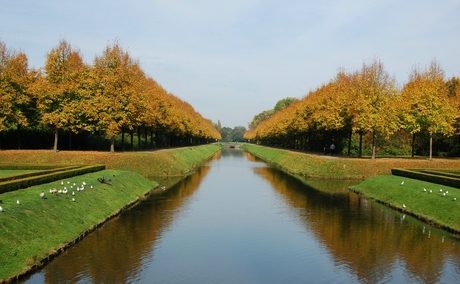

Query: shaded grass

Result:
[350,175,460,233]
[0,169,158,281]
[242,144,460,179]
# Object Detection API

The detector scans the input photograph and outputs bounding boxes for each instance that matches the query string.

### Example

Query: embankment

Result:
[241,144,460,179]
[0,144,223,282]
[242,144,460,235]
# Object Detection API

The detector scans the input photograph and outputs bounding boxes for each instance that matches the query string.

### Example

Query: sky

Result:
[1,1,459,128]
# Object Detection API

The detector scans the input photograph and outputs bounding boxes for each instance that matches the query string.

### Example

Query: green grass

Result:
[0,169,158,281]
[350,175,460,233]
[0,144,223,281]
[242,144,460,179]
[0,144,223,177]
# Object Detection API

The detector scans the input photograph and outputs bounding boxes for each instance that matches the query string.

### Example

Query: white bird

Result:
[443,193,446,196]
[90,185,93,189]
[72,198,75,202]
[16,200,20,205]
[401,181,404,185]
[440,189,443,192]
[423,188,427,192]
[61,181,64,185]
[429,190,432,193]
[403,204,406,208]
[445,191,449,194]
[58,189,62,194]
[63,189,68,194]
[82,182,86,186]
[0,206,4,212]
[40,191,45,199]
[72,191,75,196]
[454,197,457,201]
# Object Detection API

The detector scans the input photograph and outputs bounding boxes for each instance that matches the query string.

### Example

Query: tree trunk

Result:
[110,136,115,153]
[121,128,125,151]
[130,129,134,150]
[359,132,363,157]
[371,131,376,159]
[137,127,141,150]
[17,124,21,149]
[53,129,58,152]
[411,132,416,158]
[429,133,433,161]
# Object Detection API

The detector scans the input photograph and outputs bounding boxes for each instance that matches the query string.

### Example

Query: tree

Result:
[400,61,457,159]
[0,41,36,148]
[91,41,145,152]
[34,39,86,151]
[352,59,399,159]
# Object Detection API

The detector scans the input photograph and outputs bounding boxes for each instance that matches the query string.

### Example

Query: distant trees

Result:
[248,97,297,130]
[0,39,221,151]
[244,58,460,158]
[219,126,247,142]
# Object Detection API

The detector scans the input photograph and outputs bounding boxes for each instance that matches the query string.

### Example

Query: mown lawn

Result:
[350,175,460,233]
[242,144,460,179]
[0,169,158,281]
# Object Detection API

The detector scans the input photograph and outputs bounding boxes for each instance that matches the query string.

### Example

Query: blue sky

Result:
[1,1,459,128]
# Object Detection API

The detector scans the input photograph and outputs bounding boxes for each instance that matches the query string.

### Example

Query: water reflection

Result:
[25,161,213,283]
[254,165,460,284]
[24,148,460,284]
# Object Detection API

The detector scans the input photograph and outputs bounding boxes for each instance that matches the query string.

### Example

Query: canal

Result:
[24,149,460,283]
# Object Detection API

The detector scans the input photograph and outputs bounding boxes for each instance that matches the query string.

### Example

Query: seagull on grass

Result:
[0,206,4,212]
[40,191,45,199]
[16,200,20,205]
[400,181,404,185]
[403,204,406,209]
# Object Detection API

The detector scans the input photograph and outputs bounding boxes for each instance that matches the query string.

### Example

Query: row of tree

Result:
[0,39,221,151]
[244,58,460,159]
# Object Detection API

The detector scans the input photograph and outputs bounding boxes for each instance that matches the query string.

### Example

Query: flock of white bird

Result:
[0,179,96,213]
[400,180,457,210]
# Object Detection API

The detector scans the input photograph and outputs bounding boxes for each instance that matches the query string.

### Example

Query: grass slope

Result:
[0,144,222,282]
[242,144,460,179]
[0,144,223,177]
[350,175,460,233]
[0,169,158,281]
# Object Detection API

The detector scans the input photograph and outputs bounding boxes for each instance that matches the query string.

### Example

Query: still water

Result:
[25,149,460,283]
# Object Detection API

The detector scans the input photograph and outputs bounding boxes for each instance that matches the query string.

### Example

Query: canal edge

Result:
[2,186,159,284]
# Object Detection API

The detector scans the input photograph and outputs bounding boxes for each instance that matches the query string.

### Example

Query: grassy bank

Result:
[243,144,460,234]
[242,144,460,179]
[0,144,222,282]
[350,175,460,234]
[0,144,223,177]
[0,170,157,281]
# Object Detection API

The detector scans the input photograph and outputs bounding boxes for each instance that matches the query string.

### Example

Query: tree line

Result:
[0,39,221,152]
[244,58,460,159]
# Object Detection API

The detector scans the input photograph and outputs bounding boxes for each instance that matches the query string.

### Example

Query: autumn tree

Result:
[352,59,399,159]
[400,61,457,159]
[90,42,145,152]
[0,41,36,148]
[33,39,87,151]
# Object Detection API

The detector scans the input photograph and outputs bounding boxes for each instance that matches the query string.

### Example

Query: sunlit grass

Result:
[241,144,460,179]
[350,175,460,232]
[0,169,158,281]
